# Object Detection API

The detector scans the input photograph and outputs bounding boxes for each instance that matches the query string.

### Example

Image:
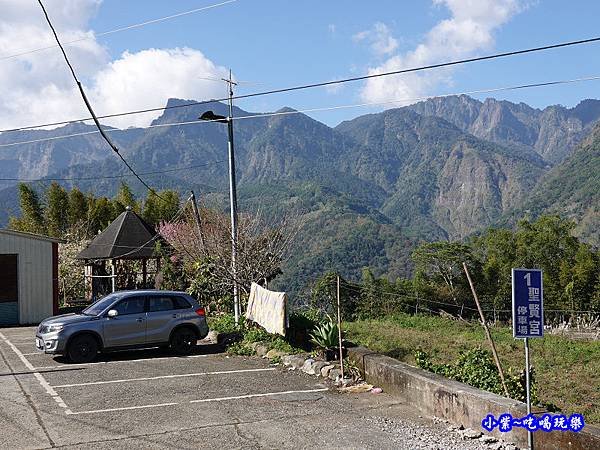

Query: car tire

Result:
[170,328,197,355]
[67,334,99,363]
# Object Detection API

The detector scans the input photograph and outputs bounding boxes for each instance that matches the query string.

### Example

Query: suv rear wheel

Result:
[170,328,197,355]
[67,334,98,363]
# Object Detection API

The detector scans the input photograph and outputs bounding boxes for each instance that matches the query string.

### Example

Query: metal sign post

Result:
[512,268,544,450]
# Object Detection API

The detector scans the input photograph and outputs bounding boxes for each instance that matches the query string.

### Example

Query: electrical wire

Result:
[36,0,162,198]
[340,279,512,314]
[338,279,600,315]
[3,35,600,134]
[1,0,238,61]
[0,116,229,148]
[0,160,227,182]
[3,73,600,148]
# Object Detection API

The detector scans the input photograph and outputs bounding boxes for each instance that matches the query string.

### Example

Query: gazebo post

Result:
[142,258,147,287]
[111,259,116,293]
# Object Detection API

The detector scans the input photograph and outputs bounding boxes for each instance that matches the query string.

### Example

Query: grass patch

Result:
[344,313,600,425]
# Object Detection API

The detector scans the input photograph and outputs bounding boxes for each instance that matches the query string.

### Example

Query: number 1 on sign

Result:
[524,273,531,286]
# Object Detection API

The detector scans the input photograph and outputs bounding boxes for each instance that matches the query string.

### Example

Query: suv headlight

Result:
[46,324,64,333]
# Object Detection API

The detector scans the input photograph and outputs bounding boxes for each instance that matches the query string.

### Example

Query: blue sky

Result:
[2,0,600,129]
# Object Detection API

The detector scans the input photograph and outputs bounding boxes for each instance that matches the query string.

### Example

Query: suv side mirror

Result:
[107,309,118,318]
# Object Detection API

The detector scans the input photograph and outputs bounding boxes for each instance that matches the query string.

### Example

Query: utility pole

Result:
[198,70,240,324]
[223,69,240,325]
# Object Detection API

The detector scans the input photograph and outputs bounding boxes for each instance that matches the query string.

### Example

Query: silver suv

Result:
[36,290,209,363]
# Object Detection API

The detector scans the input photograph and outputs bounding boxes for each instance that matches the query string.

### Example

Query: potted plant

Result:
[309,316,343,361]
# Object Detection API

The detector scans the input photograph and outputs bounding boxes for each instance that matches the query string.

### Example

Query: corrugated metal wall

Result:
[0,233,54,324]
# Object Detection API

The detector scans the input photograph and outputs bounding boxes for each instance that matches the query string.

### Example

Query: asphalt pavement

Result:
[0,326,492,449]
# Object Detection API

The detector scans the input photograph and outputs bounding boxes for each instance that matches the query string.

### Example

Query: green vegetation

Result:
[207,313,305,358]
[513,124,600,246]
[207,309,335,360]
[473,215,600,312]
[9,181,181,238]
[344,313,600,424]
[310,215,600,320]
[8,182,183,303]
[415,348,536,404]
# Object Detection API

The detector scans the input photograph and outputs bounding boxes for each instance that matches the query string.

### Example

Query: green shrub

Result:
[216,319,304,356]
[415,347,538,404]
[208,313,238,333]
[243,326,272,343]
[269,336,296,353]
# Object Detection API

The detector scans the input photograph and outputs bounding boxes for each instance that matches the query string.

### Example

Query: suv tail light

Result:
[195,307,205,317]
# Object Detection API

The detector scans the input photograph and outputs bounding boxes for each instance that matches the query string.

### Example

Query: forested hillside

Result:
[2,94,600,295]
[505,122,600,245]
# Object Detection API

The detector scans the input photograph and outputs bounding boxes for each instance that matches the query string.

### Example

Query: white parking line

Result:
[189,388,330,403]
[34,353,212,370]
[21,352,42,356]
[0,331,70,410]
[65,388,329,415]
[52,367,276,388]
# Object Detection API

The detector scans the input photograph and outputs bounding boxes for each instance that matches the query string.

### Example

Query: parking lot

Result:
[0,326,488,449]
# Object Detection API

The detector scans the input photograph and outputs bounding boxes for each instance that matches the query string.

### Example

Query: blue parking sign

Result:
[512,269,544,338]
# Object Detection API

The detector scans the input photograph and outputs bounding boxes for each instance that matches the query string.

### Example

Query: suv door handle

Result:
[172,314,179,318]
[136,317,144,322]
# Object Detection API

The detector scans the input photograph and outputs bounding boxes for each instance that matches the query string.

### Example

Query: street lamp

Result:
[199,106,240,324]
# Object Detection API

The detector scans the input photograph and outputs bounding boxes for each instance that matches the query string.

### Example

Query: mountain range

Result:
[1,95,599,291]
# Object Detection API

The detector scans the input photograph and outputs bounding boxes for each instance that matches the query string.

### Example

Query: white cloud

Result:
[90,48,228,128]
[353,22,398,56]
[0,0,227,130]
[360,0,524,104]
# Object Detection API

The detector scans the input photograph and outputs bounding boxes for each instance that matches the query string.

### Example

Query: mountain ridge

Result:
[2,94,599,289]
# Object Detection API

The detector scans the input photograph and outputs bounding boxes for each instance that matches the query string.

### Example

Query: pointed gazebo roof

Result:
[76,208,163,260]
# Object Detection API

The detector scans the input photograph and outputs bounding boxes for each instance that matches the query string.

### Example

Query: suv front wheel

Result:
[170,328,197,355]
[67,334,99,363]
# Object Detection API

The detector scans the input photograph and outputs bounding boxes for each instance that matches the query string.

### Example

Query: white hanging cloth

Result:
[245,282,288,336]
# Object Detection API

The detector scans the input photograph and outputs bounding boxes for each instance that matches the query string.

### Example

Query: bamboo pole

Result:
[463,262,510,397]
[336,276,344,381]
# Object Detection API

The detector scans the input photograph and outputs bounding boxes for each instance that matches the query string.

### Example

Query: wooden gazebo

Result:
[76,207,166,301]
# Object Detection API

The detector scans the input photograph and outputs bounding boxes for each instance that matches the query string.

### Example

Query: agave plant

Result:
[309,317,340,350]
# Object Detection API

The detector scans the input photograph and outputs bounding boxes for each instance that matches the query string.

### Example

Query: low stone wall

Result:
[348,346,600,450]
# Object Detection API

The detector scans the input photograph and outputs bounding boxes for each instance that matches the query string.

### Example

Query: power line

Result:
[340,280,484,312]
[1,0,238,61]
[3,34,600,134]
[2,74,600,148]
[36,0,161,198]
[339,280,600,315]
[0,160,227,182]
[0,116,235,148]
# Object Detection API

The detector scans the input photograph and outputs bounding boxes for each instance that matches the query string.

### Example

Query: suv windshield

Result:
[82,293,122,316]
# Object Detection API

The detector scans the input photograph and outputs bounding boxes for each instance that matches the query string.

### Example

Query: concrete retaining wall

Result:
[348,346,600,450]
